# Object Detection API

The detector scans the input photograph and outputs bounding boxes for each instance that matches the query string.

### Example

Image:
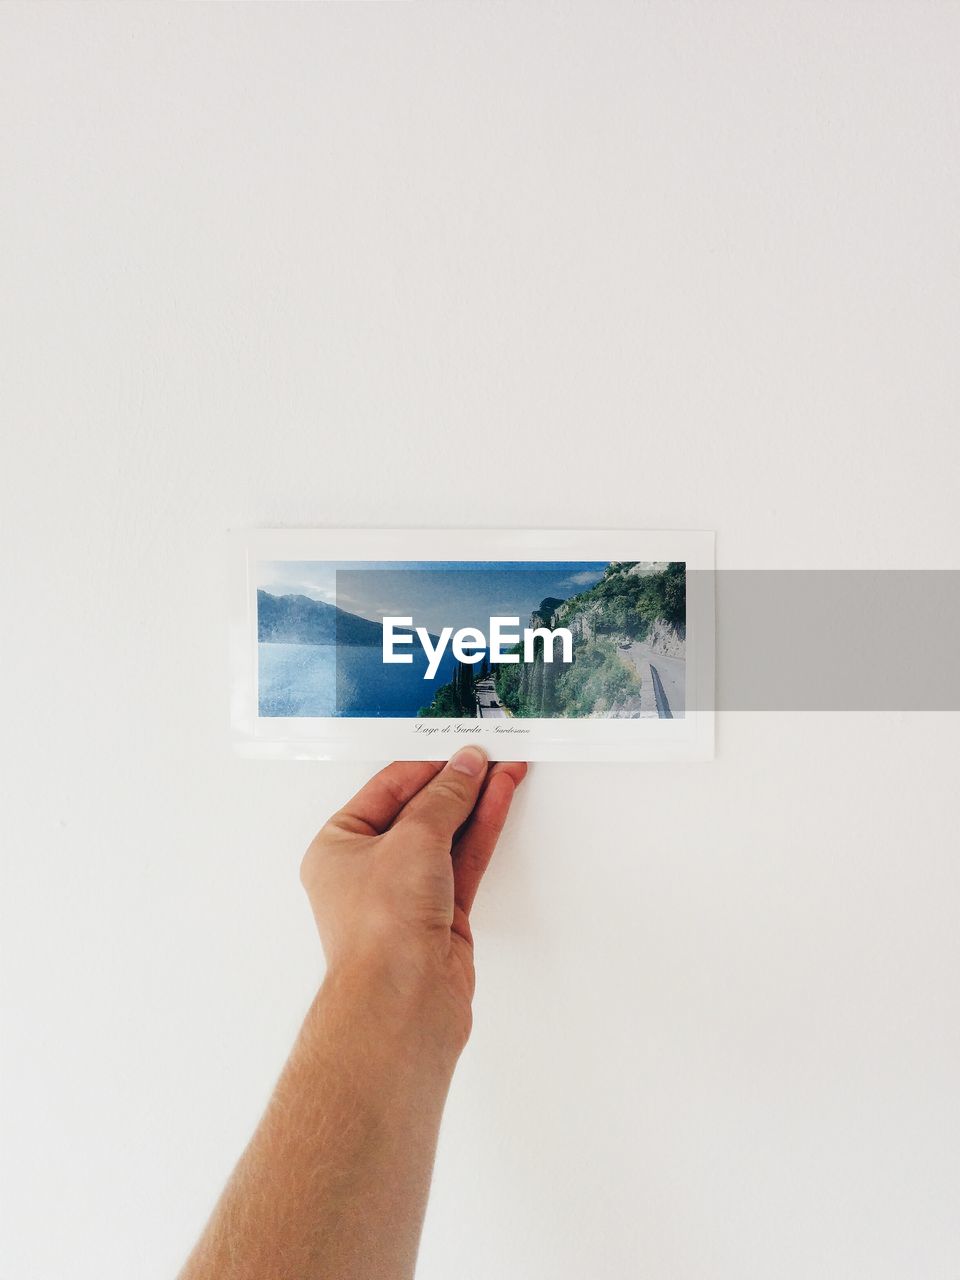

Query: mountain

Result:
[494,561,686,720]
[532,596,566,624]
[551,561,685,641]
[257,590,384,646]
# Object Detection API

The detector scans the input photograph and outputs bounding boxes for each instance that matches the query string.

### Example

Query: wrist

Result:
[318,954,465,1078]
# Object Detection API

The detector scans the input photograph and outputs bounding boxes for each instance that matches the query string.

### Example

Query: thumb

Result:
[396,745,489,844]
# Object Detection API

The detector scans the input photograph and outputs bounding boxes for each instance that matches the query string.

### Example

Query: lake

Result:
[258,641,460,717]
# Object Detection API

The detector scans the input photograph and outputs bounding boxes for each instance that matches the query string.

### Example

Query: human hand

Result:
[181,750,526,1280]
[300,747,527,1058]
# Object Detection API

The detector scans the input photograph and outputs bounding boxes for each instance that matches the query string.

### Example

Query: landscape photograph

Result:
[256,560,686,720]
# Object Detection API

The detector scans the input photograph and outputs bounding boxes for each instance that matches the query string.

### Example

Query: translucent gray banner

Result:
[329,568,960,715]
[710,571,960,711]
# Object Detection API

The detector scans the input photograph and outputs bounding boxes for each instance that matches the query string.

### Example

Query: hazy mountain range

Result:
[257,590,385,646]
[258,590,442,647]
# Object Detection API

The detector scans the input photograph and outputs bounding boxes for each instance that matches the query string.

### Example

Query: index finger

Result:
[453,761,527,915]
[331,760,444,836]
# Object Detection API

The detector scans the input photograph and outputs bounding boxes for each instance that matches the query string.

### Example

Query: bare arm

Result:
[179,746,526,1280]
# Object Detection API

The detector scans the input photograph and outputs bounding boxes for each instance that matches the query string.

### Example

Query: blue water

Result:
[258,642,460,717]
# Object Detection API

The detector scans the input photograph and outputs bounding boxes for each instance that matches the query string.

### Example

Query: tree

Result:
[540,656,559,717]
[662,562,686,626]
[419,659,477,717]
[494,645,523,713]
[454,660,475,715]
[528,655,544,716]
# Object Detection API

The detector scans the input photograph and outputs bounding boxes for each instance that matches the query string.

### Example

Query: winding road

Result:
[475,676,506,718]
[624,642,686,718]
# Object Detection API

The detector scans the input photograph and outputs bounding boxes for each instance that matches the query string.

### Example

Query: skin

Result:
[179,745,527,1280]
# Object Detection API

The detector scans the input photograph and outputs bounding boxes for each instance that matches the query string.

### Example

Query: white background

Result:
[2,4,958,1278]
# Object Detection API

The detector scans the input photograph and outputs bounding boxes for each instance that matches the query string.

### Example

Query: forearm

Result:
[180,751,523,1278]
[179,963,461,1280]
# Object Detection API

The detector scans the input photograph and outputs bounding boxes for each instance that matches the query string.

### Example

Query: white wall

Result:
[2,5,958,1277]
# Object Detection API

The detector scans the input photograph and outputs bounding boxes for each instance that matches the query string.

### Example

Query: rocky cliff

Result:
[644,617,686,657]
[494,562,687,719]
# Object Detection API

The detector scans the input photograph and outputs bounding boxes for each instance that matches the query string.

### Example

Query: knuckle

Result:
[402,812,444,845]
[431,774,474,808]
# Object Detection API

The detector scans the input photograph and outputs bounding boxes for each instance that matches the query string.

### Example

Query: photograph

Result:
[232,528,714,761]
[256,559,687,721]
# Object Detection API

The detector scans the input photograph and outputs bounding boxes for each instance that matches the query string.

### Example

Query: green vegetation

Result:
[563,561,685,641]
[420,563,685,720]
[493,644,523,712]
[418,659,476,717]
[554,638,640,717]
[496,637,640,718]
[492,562,684,718]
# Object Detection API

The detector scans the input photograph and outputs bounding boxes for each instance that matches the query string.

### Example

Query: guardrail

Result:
[649,664,673,719]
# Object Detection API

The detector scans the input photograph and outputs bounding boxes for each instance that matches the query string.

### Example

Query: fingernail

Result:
[449,745,487,776]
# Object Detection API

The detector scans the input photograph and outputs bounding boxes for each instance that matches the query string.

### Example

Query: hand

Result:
[181,747,527,1280]
[300,747,527,1057]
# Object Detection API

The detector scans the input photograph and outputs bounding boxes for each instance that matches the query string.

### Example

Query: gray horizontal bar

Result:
[707,571,960,711]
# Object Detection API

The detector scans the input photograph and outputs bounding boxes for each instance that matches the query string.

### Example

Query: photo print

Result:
[231,530,714,761]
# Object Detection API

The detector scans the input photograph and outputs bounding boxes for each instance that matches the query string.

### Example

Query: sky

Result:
[258,560,608,634]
